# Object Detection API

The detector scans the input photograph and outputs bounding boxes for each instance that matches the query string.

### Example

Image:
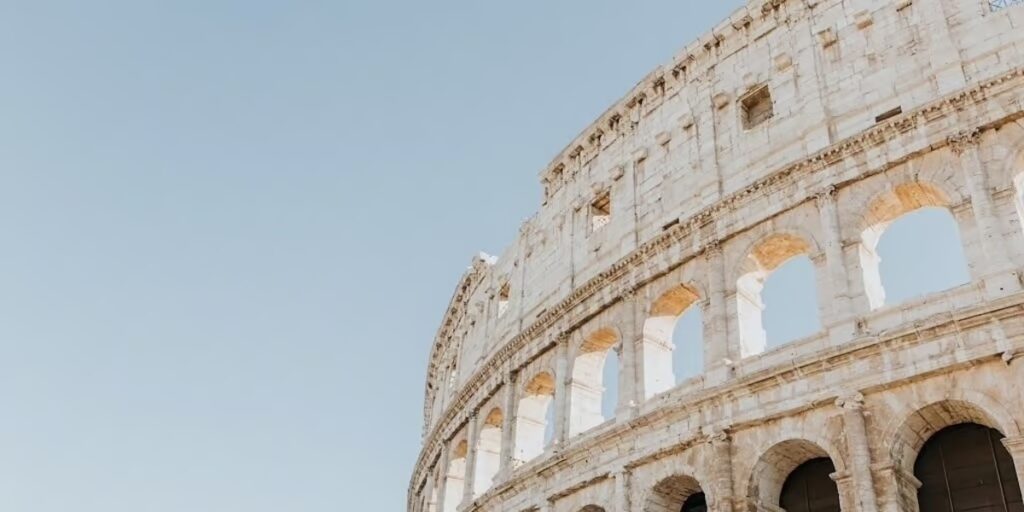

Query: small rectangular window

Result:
[590,191,612,233]
[497,282,511,317]
[875,106,903,123]
[990,0,1023,11]
[741,85,774,129]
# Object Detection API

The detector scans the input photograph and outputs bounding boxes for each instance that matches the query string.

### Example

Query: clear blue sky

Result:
[0,2,971,511]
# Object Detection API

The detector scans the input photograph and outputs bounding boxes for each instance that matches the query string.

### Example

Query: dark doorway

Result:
[915,423,1023,512]
[681,492,707,512]
[779,458,840,512]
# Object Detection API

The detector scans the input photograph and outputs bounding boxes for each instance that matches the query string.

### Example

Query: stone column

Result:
[614,467,632,512]
[835,392,879,512]
[499,371,519,477]
[616,290,641,418]
[462,412,480,508]
[1001,436,1024,498]
[950,130,1021,297]
[710,430,735,512]
[422,472,436,512]
[435,444,451,512]
[816,187,858,339]
[552,336,570,447]
[704,241,735,386]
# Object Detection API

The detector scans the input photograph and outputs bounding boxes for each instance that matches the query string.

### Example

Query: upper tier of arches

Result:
[421,0,1024,433]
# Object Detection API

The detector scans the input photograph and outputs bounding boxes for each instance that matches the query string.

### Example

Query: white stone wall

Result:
[412,0,1024,510]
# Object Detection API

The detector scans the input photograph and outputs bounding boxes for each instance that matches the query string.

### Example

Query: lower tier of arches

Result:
[416,354,1024,512]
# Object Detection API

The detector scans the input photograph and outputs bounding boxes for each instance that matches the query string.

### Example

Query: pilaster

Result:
[616,290,641,418]
[950,129,1021,297]
[710,430,735,512]
[498,371,519,479]
[436,443,451,512]
[835,392,879,512]
[816,186,860,343]
[552,336,570,447]
[614,467,632,512]
[461,412,480,509]
[704,240,735,386]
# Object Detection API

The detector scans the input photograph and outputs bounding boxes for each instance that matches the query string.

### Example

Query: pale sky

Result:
[0,2,971,511]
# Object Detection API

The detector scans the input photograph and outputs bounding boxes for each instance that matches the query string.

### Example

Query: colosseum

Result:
[409,0,1024,511]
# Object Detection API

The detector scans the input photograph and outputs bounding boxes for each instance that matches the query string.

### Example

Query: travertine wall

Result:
[410,0,1024,511]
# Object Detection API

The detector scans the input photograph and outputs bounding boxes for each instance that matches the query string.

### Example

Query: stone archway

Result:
[643,474,706,512]
[747,439,845,512]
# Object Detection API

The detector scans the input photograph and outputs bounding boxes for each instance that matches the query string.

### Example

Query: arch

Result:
[514,371,556,464]
[579,506,607,512]
[736,232,819,357]
[747,439,844,510]
[442,440,469,512]
[642,284,704,398]
[857,181,968,309]
[914,423,1023,512]
[887,395,1022,475]
[473,407,504,497]
[569,327,621,436]
[642,474,706,512]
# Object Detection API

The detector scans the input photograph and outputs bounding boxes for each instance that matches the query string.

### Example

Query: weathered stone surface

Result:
[411,1,1024,511]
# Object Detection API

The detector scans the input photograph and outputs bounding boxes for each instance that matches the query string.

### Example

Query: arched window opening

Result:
[442,441,468,512]
[875,207,970,306]
[778,458,840,512]
[860,183,968,309]
[915,423,1023,512]
[580,506,607,512]
[514,372,555,464]
[569,328,620,437]
[642,474,704,512]
[446,361,458,398]
[642,285,703,399]
[759,256,821,350]
[737,234,820,357]
[601,349,620,421]
[497,281,511,318]
[473,408,503,497]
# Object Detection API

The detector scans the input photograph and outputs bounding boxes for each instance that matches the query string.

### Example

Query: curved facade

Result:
[410,1,1024,511]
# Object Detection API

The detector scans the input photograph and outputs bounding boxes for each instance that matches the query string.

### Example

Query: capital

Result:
[704,425,731,444]
[814,185,837,206]
[947,128,981,155]
[703,239,724,257]
[619,286,642,304]
[835,391,865,411]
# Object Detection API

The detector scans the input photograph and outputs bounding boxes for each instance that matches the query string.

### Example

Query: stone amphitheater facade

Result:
[409,0,1024,511]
